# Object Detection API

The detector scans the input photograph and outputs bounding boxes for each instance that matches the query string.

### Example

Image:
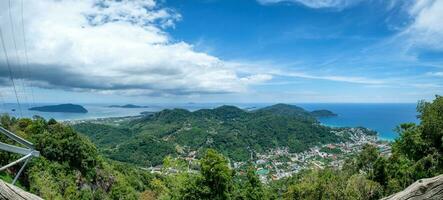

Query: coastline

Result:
[320,122,395,141]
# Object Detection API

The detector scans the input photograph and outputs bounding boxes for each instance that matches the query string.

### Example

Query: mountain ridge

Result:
[74,103,371,166]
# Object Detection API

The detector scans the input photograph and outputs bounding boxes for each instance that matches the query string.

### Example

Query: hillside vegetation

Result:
[0,116,154,199]
[74,104,357,166]
[270,95,443,199]
[0,96,441,200]
[133,95,443,200]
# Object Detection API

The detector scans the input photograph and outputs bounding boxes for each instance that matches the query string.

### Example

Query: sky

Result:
[0,0,442,104]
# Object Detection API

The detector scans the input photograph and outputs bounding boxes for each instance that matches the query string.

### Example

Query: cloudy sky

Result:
[0,0,442,104]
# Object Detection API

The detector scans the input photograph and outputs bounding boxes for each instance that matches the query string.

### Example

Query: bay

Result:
[0,102,419,140]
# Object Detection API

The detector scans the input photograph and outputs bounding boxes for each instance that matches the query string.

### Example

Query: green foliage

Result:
[284,169,348,200]
[34,123,99,176]
[239,167,266,200]
[265,95,443,199]
[107,134,176,166]
[417,96,443,151]
[356,144,380,175]
[73,123,136,148]
[2,95,442,199]
[0,115,155,200]
[74,104,345,166]
[393,123,427,161]
[155,149,272,200]
[344,174,383,200]
[389,95,443,184]
[199,149,233,200]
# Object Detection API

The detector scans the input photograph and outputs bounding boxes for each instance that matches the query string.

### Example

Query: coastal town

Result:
[69,115,392,183]
[148,127,391,183]
[244,127,391,183]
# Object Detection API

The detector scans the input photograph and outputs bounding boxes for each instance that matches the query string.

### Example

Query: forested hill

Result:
[2,97,442,200]
[73,104,371,166]
[253,103,315,121]
[0,116,154,199]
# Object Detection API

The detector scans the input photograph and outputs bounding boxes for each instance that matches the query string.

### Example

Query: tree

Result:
[345,174,382,200]
[417,95,443,152]
[284,169,348,200]
[234,166,265,200]
[393,123,427,161]
[372,157,388,187]
[199,149,233,200]
[356,144,380,175]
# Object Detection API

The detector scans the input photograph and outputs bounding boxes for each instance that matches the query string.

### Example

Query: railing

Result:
[0,126,39,185]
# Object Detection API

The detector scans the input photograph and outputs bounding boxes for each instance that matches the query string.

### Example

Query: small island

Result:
[108,104,148,108]
[29,104,88,113]
[310,109,338,117]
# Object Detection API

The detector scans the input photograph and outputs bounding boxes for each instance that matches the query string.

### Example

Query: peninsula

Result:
[108,104,149,108]
[310,109,338,117]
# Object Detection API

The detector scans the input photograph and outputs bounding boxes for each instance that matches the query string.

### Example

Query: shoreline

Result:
[319,122,396,142]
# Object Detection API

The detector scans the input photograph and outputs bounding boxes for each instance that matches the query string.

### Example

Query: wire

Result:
[8,0,29,111]
[20,0,35,107]
[0,27,23,117]
[0,91,5,114]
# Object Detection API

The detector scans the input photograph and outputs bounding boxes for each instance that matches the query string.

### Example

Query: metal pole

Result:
[12,156,30,185]
[0,142,33,155]
[0,126,34,149]
[0,126,39,185]
[0,153,32,171]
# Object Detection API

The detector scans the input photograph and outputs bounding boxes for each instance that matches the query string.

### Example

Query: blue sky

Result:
[0,0,442,104]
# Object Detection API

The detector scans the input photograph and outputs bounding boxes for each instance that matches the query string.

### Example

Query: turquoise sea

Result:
[0,103,419,140]
[298,103,419,140]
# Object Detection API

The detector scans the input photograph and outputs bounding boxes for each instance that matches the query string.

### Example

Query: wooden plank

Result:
[0,179,43,200]
[382,174,443,200]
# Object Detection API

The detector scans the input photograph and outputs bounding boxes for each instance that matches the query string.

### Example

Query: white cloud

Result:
[277,71,385,84]
[426,71,443,77]
[225,61,387,85]
[402,0,443,50]
[257,0,363,9]
[0,0,270,96]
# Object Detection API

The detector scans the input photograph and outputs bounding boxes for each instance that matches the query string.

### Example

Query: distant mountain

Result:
[108,104,148,108]
[29,104,88,113]
[310,109,338,117]
[255,103,316,122]
[74,104,371,166]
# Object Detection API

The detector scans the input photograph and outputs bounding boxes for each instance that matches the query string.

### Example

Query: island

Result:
[29,104,88,113]
[108,104,148,108]
[310,109,338,117]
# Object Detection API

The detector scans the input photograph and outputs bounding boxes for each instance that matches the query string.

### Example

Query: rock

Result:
[382,174,443,200]
[0,179,43,200]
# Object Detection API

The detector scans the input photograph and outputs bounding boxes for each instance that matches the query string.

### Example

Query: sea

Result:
[0,103,419,140]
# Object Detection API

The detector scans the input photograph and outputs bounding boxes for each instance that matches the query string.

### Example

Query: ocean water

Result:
[0,103,222,121]
[298,103,419,140]
[0,103,419,140]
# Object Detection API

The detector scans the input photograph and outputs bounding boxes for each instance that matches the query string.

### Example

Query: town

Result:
[148,127,391,183]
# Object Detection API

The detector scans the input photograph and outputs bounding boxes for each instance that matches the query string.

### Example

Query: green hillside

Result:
[1,97,442,200]
[0,116,154,199]
[74,104,367,166]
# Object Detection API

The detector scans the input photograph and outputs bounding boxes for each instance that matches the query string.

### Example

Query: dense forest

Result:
[0,116,154,199]
[73,104,365,166]
[0,95,442,199]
